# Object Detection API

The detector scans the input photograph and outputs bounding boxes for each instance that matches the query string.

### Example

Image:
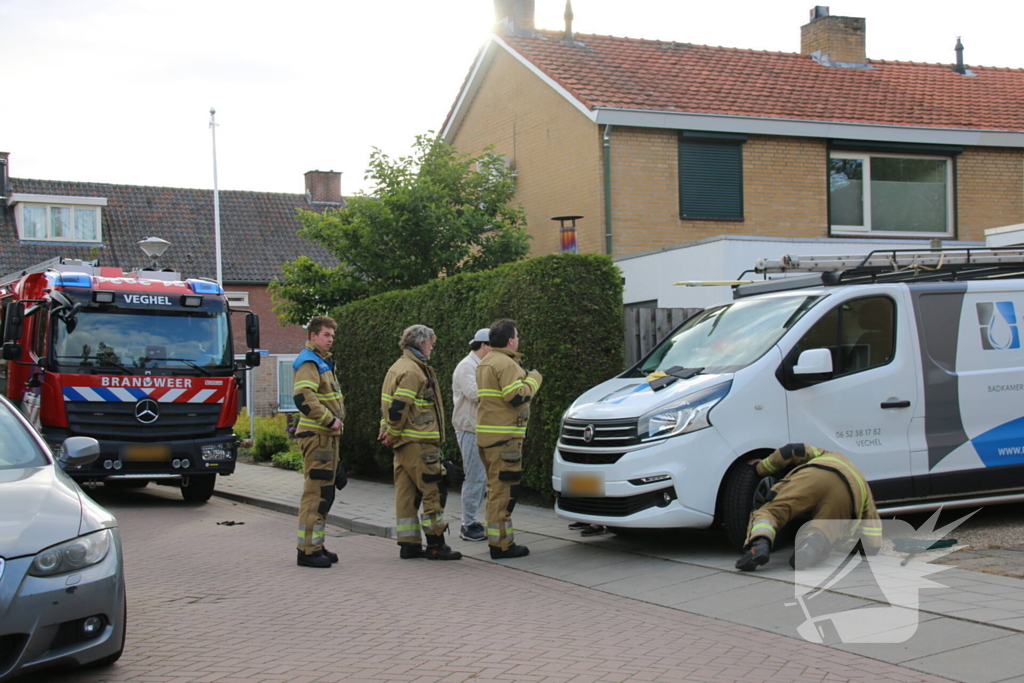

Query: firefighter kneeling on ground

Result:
[735,442,883,572]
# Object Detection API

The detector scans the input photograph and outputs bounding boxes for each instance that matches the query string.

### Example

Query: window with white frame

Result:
[829,153,952,236]
[11,194,106,242]
[225,291,250,307]
[277,355,297,412]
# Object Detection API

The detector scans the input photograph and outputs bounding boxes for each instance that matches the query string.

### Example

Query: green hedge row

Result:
[329,253,624,501]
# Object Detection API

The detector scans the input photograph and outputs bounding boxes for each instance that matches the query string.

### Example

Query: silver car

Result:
[0,395,126,681]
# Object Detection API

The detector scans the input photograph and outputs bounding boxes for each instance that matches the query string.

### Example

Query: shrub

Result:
[233,407,251,441]
[329,253,623,502]
[271,447,304,473]
[253,414,290,462]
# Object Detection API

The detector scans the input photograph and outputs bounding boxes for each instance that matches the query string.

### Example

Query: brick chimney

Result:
[801,6,866,65]
[304,170,342,204]
[493,0,535,36]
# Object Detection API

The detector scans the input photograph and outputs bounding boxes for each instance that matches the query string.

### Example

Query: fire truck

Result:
[0,248,260,501]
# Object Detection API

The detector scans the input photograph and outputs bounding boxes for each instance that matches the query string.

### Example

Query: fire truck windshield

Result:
[53,309,232,373]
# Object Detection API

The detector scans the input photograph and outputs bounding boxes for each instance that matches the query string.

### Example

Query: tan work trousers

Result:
[480,439,522,551]
[745,466,855,549]
[296,433,339,554]
[393,441,446,545]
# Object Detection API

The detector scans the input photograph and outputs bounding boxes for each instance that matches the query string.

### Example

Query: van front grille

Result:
[556,487,676,517]
[561,418,640,448]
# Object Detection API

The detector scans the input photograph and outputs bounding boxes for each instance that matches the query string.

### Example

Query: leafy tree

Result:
[271,134,530,324]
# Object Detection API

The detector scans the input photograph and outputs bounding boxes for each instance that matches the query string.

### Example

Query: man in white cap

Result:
[451,328,491,541]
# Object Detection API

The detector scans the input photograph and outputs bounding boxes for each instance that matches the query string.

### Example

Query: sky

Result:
[3,0,1022,197]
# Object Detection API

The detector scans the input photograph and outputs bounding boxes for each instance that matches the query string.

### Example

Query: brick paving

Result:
[46,487,957,683]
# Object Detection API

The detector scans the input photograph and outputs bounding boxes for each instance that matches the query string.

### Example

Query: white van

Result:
[553,248,1024,548]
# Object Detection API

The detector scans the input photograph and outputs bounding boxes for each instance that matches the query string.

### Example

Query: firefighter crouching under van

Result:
[735,443,882,571]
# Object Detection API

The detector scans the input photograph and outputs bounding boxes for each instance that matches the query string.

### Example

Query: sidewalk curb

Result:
[213,489,395,539]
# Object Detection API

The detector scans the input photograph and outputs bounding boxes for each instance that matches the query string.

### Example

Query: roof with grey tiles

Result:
[2,177,339,283]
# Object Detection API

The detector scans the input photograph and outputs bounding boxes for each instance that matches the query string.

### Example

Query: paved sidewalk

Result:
[216,463,1024,683]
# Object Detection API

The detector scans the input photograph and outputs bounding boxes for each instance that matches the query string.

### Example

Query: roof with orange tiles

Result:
[494,30,1024,132]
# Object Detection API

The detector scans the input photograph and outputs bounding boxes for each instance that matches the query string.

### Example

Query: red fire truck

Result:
[0,254,260,501]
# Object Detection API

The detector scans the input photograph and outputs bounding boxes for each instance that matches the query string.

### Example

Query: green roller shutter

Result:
[678,133,745,220]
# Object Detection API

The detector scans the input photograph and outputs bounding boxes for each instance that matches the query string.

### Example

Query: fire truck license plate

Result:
[122,444,171,462]
[563,471,604,497]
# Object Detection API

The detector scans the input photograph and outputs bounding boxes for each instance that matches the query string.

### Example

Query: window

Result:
[12,194,106,242]
[785,296,895,389]
[678,132,746,220]
[277,355,297,412]
[829,153,952,236]
[225,291,250,307]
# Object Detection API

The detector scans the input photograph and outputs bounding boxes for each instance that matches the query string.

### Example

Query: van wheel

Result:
[180,474,216,502]
[721,462,777,551]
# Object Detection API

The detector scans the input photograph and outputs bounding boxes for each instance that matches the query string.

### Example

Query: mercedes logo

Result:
[582,424,595,443]
[134,398,160,424]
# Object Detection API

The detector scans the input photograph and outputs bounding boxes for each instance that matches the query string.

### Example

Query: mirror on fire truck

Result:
[245,312,260,349]
[2,302,24,343]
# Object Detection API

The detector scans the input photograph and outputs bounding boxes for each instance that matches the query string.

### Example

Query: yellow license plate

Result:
[122,444,171,462]
[564,471,604,497]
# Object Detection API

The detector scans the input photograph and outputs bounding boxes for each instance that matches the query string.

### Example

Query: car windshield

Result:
[0,402,48,469]
[637,295,821,375]
[54,309,232,372]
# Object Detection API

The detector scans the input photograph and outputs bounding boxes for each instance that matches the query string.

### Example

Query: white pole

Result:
[209,107,223,285]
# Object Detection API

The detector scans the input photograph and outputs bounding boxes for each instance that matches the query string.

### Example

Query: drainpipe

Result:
[603,124,613,255]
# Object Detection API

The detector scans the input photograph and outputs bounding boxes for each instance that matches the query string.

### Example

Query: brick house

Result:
[443,2,1024,304]
[0,151,340,416]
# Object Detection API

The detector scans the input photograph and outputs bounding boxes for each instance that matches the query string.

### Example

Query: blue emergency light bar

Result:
[187,279,224,295]
[45,272,92,288]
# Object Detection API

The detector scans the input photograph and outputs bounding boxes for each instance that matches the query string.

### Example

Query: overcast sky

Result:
[3,0,1021,197]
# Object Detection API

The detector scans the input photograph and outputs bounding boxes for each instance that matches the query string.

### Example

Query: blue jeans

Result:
[456,430,486,527]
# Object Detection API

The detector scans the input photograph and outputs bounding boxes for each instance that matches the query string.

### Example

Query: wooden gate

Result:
[623,307,701,367]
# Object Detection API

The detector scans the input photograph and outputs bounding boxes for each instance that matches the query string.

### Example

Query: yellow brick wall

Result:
[957,147,1024,240]
[450,49,605,256]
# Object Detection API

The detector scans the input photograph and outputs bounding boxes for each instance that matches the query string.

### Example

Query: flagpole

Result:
[209,107,223,284]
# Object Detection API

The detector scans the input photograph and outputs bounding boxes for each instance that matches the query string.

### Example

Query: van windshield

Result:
[636,295,821,375]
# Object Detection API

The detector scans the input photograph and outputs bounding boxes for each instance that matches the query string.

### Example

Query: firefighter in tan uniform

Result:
[476,319,542,560]
[379,325,461,561]
[736,442,883,571]
[293,316,346,569]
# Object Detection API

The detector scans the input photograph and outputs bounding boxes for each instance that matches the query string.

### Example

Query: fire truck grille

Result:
[65,402,222,440]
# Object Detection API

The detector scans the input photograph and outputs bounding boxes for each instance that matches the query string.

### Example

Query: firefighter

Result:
[735,442,883,572]
[293,316,346,569]
[476,319,542,559]
[379,325,461,561]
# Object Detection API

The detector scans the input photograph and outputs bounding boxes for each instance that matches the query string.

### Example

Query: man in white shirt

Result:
[451,328,491,541]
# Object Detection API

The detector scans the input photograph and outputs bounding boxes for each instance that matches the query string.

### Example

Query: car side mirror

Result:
[59,436,100,467]
[793,348,833,375]
[245,312,260,350]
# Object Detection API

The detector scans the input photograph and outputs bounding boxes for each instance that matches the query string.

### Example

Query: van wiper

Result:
[650,366,704,391]
[56,354,131,374]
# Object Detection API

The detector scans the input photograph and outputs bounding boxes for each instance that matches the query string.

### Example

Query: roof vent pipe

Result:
[953,37,966,74]
[563,0,574,44]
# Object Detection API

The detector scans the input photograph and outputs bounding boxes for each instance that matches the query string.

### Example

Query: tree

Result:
[271,134,530,324]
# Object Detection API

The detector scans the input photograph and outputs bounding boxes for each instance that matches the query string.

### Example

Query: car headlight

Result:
[28,529,113,577]
[637,381,732,441]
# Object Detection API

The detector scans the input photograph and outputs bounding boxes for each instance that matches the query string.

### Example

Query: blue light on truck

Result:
[187,279,224,295]
[46,272,92,288]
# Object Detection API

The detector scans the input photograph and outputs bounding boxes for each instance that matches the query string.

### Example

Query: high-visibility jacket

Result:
[475,347,542,448]
[381,348,446,449]
[754,443,882,551]
[292,341,345,435]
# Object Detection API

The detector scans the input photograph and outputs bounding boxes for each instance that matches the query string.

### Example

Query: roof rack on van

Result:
[731,247,1024,298]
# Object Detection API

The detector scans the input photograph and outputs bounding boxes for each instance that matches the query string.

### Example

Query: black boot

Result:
[297,549,332,568]
[735,538,771,571]
[490,543,530,559]
[790,531,830,570]
[425,535,462,561]
[399,544,425,559]
[321,547,339,564]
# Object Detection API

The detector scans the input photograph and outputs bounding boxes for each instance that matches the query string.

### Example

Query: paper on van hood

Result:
[565,373,729,420]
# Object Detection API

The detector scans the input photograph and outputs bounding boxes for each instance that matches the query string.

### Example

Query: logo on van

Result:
[977,302,1020,350]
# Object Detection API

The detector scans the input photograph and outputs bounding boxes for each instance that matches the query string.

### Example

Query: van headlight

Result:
[28,529,113,577]
[637,381,731,441]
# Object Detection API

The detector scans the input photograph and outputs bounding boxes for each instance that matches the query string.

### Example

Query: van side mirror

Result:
[793,348,833,375]
[2,302,24,343]
[245,312,260,350]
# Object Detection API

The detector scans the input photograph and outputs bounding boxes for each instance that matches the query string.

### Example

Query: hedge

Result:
[329,253,623,501]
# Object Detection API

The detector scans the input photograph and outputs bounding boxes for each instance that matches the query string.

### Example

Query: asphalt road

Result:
[39,485,957,683]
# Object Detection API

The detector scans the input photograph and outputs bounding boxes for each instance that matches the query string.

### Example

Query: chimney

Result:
[0,152,8,200]
[493,0,535,36]
[304,170,342,204]
[801,6,867,65]
[953,37,966,74]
